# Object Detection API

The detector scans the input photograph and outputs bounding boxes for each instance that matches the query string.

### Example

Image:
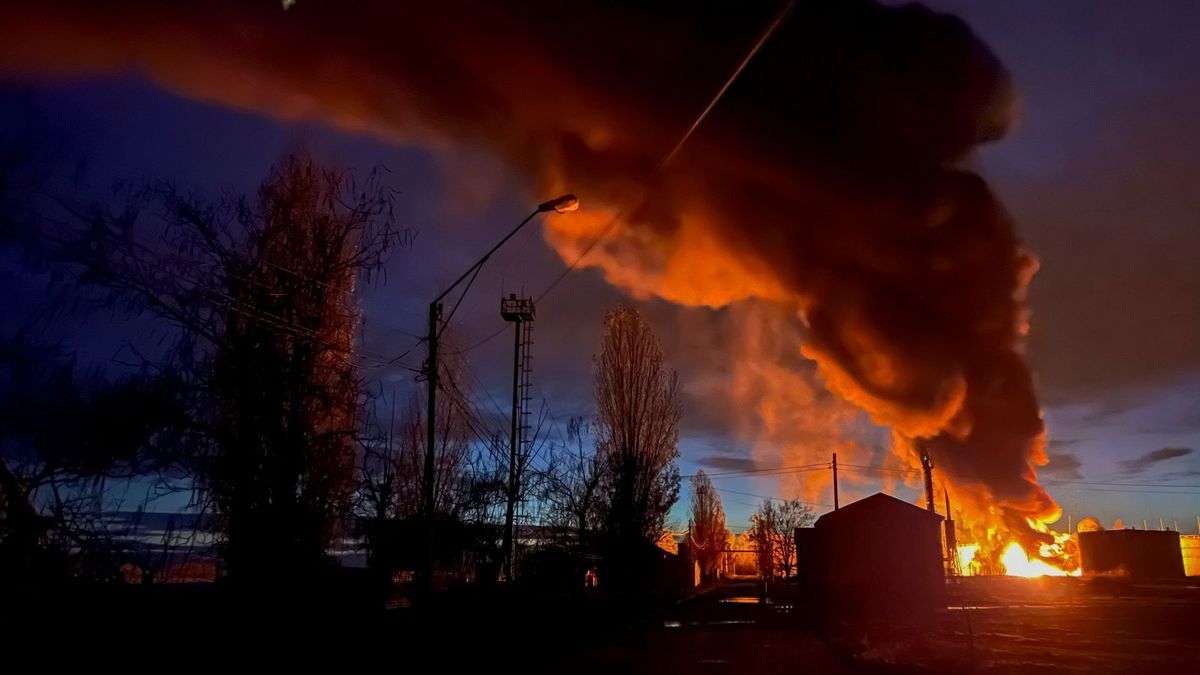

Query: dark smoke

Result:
[0,1,1053,523]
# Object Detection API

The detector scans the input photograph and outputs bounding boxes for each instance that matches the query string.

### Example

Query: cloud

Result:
[1116,447,1193,477]
[697,455,763,474]
[1040,452,1083,481]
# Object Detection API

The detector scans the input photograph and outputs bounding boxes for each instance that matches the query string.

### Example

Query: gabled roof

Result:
[815,492,942,530]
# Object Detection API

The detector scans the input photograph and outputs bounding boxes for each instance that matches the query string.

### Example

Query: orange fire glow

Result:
[998,542,1079,578]
[955,516,1080,577]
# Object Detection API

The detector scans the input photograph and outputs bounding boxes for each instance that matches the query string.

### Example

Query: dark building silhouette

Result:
[796,493,945,620]
[1078,530,1185,579]
[793,526,824,584]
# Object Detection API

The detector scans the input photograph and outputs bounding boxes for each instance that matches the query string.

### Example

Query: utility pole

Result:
[500,294,535,582]
[416,193,579,598]
[832,452,839,510]
[422,301,441,518]
[419,300,441,597]
[919,443,936,514]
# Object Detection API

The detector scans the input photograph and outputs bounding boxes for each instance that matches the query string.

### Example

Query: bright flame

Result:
[954,515,1082,577]
[956,543,979,574]
[999,542,1079,578]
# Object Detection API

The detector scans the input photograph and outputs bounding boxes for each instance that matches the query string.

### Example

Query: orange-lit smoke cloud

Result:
[0,0,1058,552]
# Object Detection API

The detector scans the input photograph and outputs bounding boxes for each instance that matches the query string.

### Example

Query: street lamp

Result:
[419,194,579,590]
[540,194,579,213]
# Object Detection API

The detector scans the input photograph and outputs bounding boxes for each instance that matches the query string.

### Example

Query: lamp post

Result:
[420,194,578,592]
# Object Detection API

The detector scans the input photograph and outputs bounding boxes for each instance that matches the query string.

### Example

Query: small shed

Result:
[810,493,945,617]
[1078,530,1185,579]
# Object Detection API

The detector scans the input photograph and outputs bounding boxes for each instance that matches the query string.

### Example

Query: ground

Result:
[564,579,853,674]
[560,576,1200,674]
[926,576,1200,674]
[11,575,1199,672]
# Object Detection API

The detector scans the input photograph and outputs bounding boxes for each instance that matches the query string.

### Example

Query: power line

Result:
[35,222,432,374]
[839,463,1200,491]
[833,463,1200,499]
[366,336,425,370]
[534,214,622,304]
[1047,480,1200,489]
[532,382,571,453]
[682,462,828,480]
[840,463,920,476]
[486,1,799,328]
[1043,485,1200,496]
[444,324,507,356]
[709,486,832,509]
[438,263,484,340]
[661,0,798,167]
[439,367,508,466]
[461,359,510,427]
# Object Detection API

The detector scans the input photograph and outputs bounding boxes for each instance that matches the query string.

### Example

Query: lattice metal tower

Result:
[499,294,535,581]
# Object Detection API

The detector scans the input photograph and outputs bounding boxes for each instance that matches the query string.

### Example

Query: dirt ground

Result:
[558,576,1200,675]
[11,574,1198,672]
[844,576,1200,674]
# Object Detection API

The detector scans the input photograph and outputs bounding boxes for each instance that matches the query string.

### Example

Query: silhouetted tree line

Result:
[2,153,404,596]
[0,338,189,589]
[0,153,682,602]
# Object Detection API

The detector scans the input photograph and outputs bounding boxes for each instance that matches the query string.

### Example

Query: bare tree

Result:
[749,504,776,580]
[355,389,475,586]
[357,383,475,524]
[31,153,402,585]
[593,305,681,585]
[687,470,726,582]
[748,498,814,579]
[542,417,605,555]
[355,338,525,590]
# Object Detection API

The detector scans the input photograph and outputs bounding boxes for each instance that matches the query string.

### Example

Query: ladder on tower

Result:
[500,293,537,581]
[518,319,534,461]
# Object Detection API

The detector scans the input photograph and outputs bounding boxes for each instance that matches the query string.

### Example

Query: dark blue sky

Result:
[1,0,1197,531]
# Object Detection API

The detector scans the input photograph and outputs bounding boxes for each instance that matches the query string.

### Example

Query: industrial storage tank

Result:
[1078,530,1185,579]
[1182,535,1200,577]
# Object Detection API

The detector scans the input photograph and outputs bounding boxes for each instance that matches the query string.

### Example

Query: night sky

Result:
[1,0,1197,532]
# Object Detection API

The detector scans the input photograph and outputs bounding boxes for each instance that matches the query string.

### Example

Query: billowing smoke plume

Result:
[0,0,1056,551]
